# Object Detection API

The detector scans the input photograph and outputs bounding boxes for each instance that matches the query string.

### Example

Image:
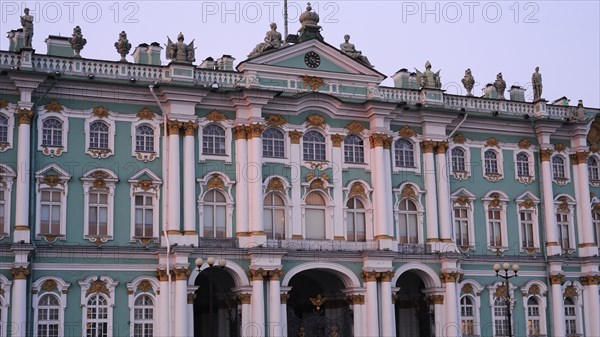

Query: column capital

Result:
[426,294,444,305]
[249,268,269,281]
[172,267,191,281]
[280,293,290,304]
[182,121,198,136]
[540,148,554,161]
[233,125,248,140]
[421,140,436,153]
[346,294,365,305]
[330,134,345,147]
[246,123,266,139]
[268,269,284,280]
[436,141,449,154]
[289,130,303,144]
[570,151,590,165]
[440,271,462,283]
[549,273,565,285]
[11,266,30,280]
[369,133,392,149]
[379,270,394,282]
[580,275,600,286]
[167,120,182,135]
[187,292,196,304]
[362,270,378,282]
[16,108,33,125]
[238,293,252,304]
[156,268,169,281]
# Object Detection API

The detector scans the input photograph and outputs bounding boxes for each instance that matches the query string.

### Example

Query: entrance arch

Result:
[193,268,238,337]
[395,271,433,337]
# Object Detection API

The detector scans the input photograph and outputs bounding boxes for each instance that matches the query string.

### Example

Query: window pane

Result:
[305,209,325,239]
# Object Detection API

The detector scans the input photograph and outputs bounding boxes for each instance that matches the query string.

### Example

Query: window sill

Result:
[41,145,64,157]
[87,148,113,159]
[590,180,600,187]
[451,170,471,180]
[483,173,503,182]
[135,151,157,162]
[517,175,535,184]
[85,235,113,243]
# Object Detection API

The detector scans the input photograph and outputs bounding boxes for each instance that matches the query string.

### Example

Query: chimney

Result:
[551,96,570,106]
[391,68,410,89]
[7,29,23,52]
[216,55,235,71]
[482,83,498,99]
[148,42,162,65]
[199,57,216,69]
[45,35,74,57]
[132,43,149,64]
[509,85,526,102]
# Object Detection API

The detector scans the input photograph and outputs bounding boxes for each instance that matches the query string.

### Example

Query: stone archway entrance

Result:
[286,269,353,337]
[193,268,238,337]
[395,271,433,337]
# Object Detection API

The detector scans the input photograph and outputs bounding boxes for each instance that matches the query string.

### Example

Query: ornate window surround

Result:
[263,175,292,239]
[37,111,69,157]
[481,146,504,182]
[449,143,471,180]
[81,168,119,244]
[301,127,330,164]
[392,133,422,175]
[32,276,70,337]
[197,171,235,238]
[513,149,535,184]
[561,281,584,336]
[126,276,159,337]
[84,110,116,159]
[515,192,541,254]
[588,153,600,187]
[519,280,548,337]
[393,182,425,244]
[554,194,577,254]
[131,118,160,162]
[79,275,119,337]
[261,126,289,164]
[451,188,476,251]
[0,274,12,337]
[551,152,570,185]
[458,279,484,337]
[343,180,373,241]
[487,281,517,337]
[342,131,372,170]
[0,164,16,239]
[35,164,71,242]
[198,112,234,164]
[0,102,15,152]
[301,178,333,239]
[128,169,162,244]
[482,191,509,253]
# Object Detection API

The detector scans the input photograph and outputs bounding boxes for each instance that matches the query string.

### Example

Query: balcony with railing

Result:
[266,239,380,252]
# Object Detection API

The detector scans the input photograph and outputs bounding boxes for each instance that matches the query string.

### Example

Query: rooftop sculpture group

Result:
[114,31,132,63]
[248,23,283,58]
[166,33,195,63]
[416,61,442,89]
[340,34,371,66]
[20,8,33,49]
[68,26,87,58]
[461,69,475,96]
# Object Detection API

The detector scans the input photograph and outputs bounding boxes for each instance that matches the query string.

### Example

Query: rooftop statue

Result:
[415,61,441,89]
[166,33,195,63]
[20,8,33,49]
[248,23,283,58]
[68,26,87,58]
[494,72,506,99]
[532,66,543,101]
[114,31,132,62]
[340,34,372,66]
[461,68,475,96]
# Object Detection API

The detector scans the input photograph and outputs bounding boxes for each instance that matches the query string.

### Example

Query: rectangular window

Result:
[135,195,154,238]
[40,190,61,235]
[454,208,470,246]
[488,209,502,247]
[520,211,535,248]
[494,305,509,336]
[527,306,540,336]
[88,191,108,237]
[0,190,5,233]
[593,211,600,246]
[556,212,570,250]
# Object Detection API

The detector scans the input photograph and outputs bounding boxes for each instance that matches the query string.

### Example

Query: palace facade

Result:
[1,5,600,337]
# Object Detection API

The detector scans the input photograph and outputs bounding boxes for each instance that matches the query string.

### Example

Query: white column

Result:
[10,267,28,337]
[157,269,169,337]
[380,272,395,337]
[167,120,181,236]
[183,122,198,240]
[187,289,195,337]
[574,152,596,256]
[369,135,391,239]
[363,272,380,337]
[331,135,345,240]
[289,131,303,239]
[436,142,453,244]
[268,270,282,337]
[422,141,440,246]
[239,293,252,337]
[540,149,561,255]
[441,272,460,337]
[432,296,445,337]
[247,125,265,241]
[234,126,250,239]
[347,295,365,337]
[581,275,600,337]
[13,110,32,243]
[550,274,566,337]
[251,270,266,337]
[174,268,189,337]
[280,290,290,337]
[383,145,395,238]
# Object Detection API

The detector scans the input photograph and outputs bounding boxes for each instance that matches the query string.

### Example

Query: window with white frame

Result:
[0,114,8,144]
[135,124,155,153]
[0,165,15,237]
[526,297,541,337]
[305,191,327,239]
[493,297,510,337]
[264,192,286,239]
[79,276,117,337]
[484,150,499,175]
[202,124,226,155]
[202,189,227,238]
[39,189,61,236]
[593,210,600,246]
[85,116,115,158]
[488,207,502,247]
[134,194,155,238]
[88,190,108,236]
[0,112,15,152]
[86,293,110,337]
[398,198,418,244]
[552,155,566,179]
[394,138,415,168]
[129,170,161,243]
[452,147,467,172]
[460,296,475,336]
[516,192,541,252]
[131,120,160,162]
[520,210,535,249]
[556,210,571,250]
[133,294,154,337]
[344,134,365,163]
[36,293,60,337]
[89,121,110,149]
[37,113,68,156]
[564,297,577,336]
[483,192,508,250]
[346,197,366,242]
[588,156,599,182]
[41,117,63,147]
[82,170,117,243]
[303,130,326,161]
[0,190,4,235]
[0,276,12,337]
[516,152,531,177]
[262,127,285,158]
[454,206,470,247]
[35,165,70,241]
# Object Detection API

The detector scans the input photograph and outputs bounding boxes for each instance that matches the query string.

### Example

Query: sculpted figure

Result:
[114,31,132,62]
[494,72,507,99]
[68,26,87,57]
[415,61,441,88]
[340,34,372,66]
[248,23,283,57]
[532,66,543,101]
[21,8,34,48]
[461,68,475,96]
[166,33,195,63]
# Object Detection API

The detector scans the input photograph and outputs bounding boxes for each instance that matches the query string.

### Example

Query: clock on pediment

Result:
[304,51,321,68]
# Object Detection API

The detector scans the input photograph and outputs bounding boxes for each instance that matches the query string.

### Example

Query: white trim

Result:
[451,188,477,250]
[188,259,250,287]
[281,262,362,288]
[588,153,600,186]
[562,281,584,336]
[481,147,504,182]
[342,131,371,170]
[0,164,16,238]
[482,190,510,252]
[263,175,292,239]
[128,169,162,243]
[126,276,159,337]
[32,276,70,337]
[520,280,548,337]
[554,194,577,253]
[35,164,71,242]
[393,182,425,244]
[513,149,535,184]
[31,263,158,271]
[343,180,374,241]
[392,135,421,175]
[37,112,69,157]
[0,107,15,152]
[449,144,471,180]
[487,281,517,337]
[391,262,442,288]
[551,152,571,185]
[81,169,119,243]
[197,171,235,238]
[198,119,233,164]
[0,274,12,337]
[262,126,289,165]
[515,192,541,253]
[301,181,334,240]
[301,127,331,164]
[131,119,160,162]
[79,275,118,337]
[84,114,116,159]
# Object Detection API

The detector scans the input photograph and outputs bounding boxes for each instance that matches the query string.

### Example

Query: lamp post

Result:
[493,263,519,337]
[195,257,227,336]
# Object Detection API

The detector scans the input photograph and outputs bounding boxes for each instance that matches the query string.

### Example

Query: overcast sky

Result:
[2,1,599,107]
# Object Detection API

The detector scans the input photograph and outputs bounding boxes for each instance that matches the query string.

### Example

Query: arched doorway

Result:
[193,268,238,337]
[287,270,353,337]
[395,271,432,337]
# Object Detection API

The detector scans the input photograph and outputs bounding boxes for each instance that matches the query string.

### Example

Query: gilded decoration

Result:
[44,100,63,113]
[557,197,570,213]
[453,133,467,144]
[593,202,600,212]
[348,182,367,199]
[92,106,109,118]
[591,145,599,153]
[172,267,191,280]
[308,178,326,191]
[455,195,471,206]
[92,178,107,189]
[330,134,344,147]
[346,294,365,305]
[86,279,110,297]
[399,125,417,138]
[239,293,251,304]
[249,268,268,281]
[289,130,303,144]
[156,269,169,282]
[427,295,444,305]
[320,172,329,182]
[233,125,247,140]
[206,109,227,122]
[41,279,58,292]
[563,285,578,298]
[306,114,325,128]
[267,177,285,193]
[246,123,265,138]
[494,285,507,298]
[187,293,195,304]
[401,185,416,199]
[539,148,553,161]
[301,75,325,91]
[268,269,284,280]
[554,143,566,153]
[462,283,473,294]
[369,134,391,149]
[266,114,287,126]
[167,120,182,136]
[136,107,155,120]
[137,280,153,293]
[489,193,502,208]
[135,179,155,192]
[576,151,590,164]
[518,139,532,149]
[183,121,198,136]
[440,271,461,283]
[549,274,564,285]
[11,266,30,279]
[16,108,33,124]
[207,175,225,190]
[528,284,540,295]
[42,175,62,187]
[346,121,365,134]
[0,99,8,110]
[519,198,535,209]
[436,141,449,154]
[420,140,436,153]
[280,293,290,304]
[310,294,326,312]
[580,275,600,286]
[485,137,500,148]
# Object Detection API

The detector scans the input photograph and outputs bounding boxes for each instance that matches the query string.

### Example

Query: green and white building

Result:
[1,5,599,337]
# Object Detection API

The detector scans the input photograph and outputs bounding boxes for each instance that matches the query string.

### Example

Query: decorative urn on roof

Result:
[297,3,324,42]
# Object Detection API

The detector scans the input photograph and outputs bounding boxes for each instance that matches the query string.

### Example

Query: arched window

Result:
[264,193,286,239]
[484,150,499,175]
[263,128,285,158]
[202,124,226,155]
[36,294,60,337]
[588,156,599,181]
[593,210,600,246]
[564,297,577,336]
[89,121,110,149]
[526,297,541,336]
[303,130,326,161]
[344,134,365,163]
[552,155,566,179]
[305,192,326,239]
[460,296,475,336]
[394,139,415,168]
[493,297,509,337]
[41,117,63,147]
[346,197,365,242]
[135,124,155,153]
[203,190,227,238]
[451,147,466,172]
[516,152,530,177]
[85,294,110,337]
[0,114,8,143]
[132,294,154,337]
[398,198,418,244]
